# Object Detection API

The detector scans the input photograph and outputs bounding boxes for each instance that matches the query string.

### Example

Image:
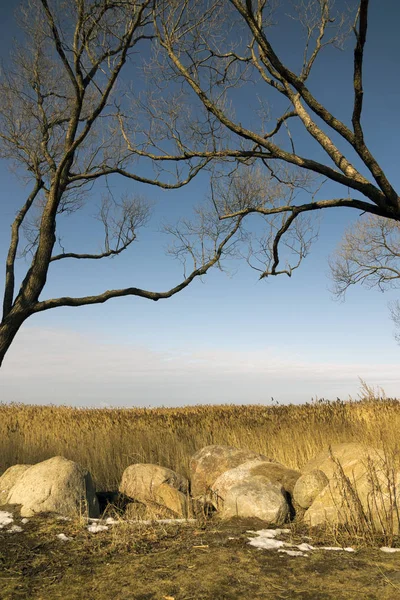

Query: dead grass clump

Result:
[329,447,400,548]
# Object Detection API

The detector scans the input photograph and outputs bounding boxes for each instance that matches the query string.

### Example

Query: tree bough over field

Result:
[148,0,400,305]
[0,0,244,366]
[0,0,399,366]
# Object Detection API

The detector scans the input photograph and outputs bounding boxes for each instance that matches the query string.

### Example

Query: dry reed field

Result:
[1,384,400,492]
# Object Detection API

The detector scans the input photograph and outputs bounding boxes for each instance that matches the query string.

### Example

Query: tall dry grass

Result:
[1,388,400,492]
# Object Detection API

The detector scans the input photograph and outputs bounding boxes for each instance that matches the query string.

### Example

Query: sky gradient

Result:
[1,1,400,407]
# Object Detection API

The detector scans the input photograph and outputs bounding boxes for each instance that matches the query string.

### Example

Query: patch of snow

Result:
[321,547,355,552]
[87,523,109,533]
[297,543,316,552]
[56,516,71,521]
[7,525,23,533]
[155,519,196,524]
[380,547,400,553]
[0,511,13,529]
[21,518,29,524]
[105,517,119,524]
[247,530,355,555]
[248,536,287,550]
[247,528,288,539]
[57,533,72,542]
[127,518,197,525]
[278,549,306,557]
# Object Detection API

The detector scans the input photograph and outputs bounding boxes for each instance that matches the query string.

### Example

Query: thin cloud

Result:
[1,326,399,406]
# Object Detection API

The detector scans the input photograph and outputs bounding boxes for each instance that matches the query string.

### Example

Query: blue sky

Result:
[1,1,400,407]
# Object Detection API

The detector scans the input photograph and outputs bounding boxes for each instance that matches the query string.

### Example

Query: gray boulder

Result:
[7,456,99,518]
[211,459,300,508]
[221,477,289,524]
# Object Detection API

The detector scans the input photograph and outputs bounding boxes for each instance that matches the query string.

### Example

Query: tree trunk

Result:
[0,311,29,368]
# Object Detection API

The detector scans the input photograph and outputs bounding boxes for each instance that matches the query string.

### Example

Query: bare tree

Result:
[330,215,400,297]
[125,0,400,298]
[330,214,400,339]
[0,0,244,367]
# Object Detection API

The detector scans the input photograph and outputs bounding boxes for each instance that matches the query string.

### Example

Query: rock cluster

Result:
[0,442,396,530]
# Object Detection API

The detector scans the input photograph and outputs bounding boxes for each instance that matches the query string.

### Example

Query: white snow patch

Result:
[56,516,71,521]
[7,525,23,533]
[129,518,196,525]
[104,517,119,525]
[380,547,400,553]
[21,518,29,524]
[247,528,289,539]
[248,535,287,550]
[279,549,307,557]
[152,519,196,524]
[57,533,72,542]
[86,517,196,527]
[0,511,14,529]
[247,530,355,555]
[322,547,355,552]
[297,543,316,552]
[87,523,109,533]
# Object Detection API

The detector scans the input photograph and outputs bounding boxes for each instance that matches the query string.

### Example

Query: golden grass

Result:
[1,386,400,492]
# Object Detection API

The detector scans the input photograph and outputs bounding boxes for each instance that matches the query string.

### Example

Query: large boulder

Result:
[152,483,188,518]
[302,443,384,480]
[221,477,289,524]
[190,445,275,497]
[293,469,329,509]
[124,485,188,520]
[211,459,300,508]
[0,465,32,505]
[303,480,343,528]
[119,464,188,517]
[303,445,398,532]
[120,464,188,498]
[7,456,99,518]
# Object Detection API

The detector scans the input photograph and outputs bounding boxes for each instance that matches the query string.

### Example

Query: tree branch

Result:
[68,160,212,189]
[232,0,399,209]
[50,247,131,262]
[2,178,44,320]
[219,197,388,221]
[39,0,80,95]
[32,215,244,312]
[259,211,299,279]
[153,9,387,208]
[352,0,368,144]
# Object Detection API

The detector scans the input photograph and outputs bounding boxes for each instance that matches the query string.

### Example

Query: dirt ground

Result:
[1,510,400,600]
